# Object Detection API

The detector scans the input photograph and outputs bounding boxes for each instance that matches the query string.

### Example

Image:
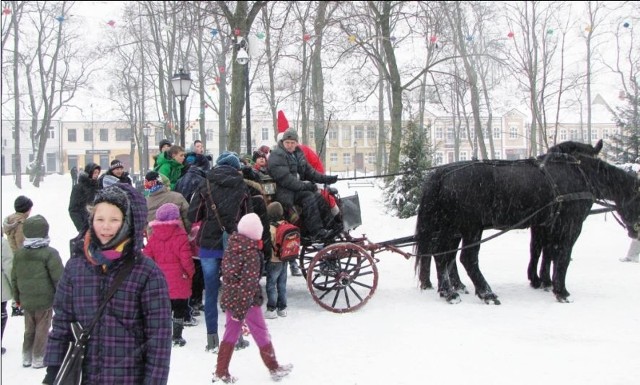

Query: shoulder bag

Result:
[206,181,229,249]
[53,257,135,385]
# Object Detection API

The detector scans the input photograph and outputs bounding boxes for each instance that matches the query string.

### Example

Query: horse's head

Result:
[548,139,603,157]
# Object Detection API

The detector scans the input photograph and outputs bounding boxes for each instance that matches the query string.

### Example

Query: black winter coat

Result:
[267,142,334,207]
[187,165,252,251]
[174,166,207,203]
[68,163,102,233]
[97,170,133,188]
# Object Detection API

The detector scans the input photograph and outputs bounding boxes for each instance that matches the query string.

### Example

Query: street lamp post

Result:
[236,36,251,155]
[353,140,357,178]
[171,68,192,148]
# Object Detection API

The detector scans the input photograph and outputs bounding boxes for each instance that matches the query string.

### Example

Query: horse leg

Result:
[434,235,462,304]
[528,227,543,288]
[448,258,468,294]
[539,249,553,290]
[458,230,500,305]
[417,255,433,290]
[551,249,572,302]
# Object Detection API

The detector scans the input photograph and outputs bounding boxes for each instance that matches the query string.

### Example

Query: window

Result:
[48,126,55,139]
[343,153,351,165]
[367,152,375,163]
[192,131,201,142]
[570,129,577,140]
[560,130,567,140]
[366,126,375,139]
[435,127,443,140]
[261,127,269,141]
[459,151,468,161]
[207,129,214,141]
[603,129,609,139]
[329,152,337,164]
[115,129,131,141]
[493,129,501,139]
[46,153,56,172]
[99,129,108,142]
[84,128,93,142]
[494,150,501,159]
[342,127,351,141]
[446,127,453,141]
[460,129,467,140]
[591,130,598,140]
[68,155,78,171]
[434,152,443,165]
[68,129,77,142]
[355,125,364,140]
[328,129,337,140]
[509,126,518,139]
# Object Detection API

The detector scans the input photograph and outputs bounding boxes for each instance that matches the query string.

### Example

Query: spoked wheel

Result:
[306,242,378,313]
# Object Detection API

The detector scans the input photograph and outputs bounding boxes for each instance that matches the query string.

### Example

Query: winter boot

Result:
[259,342,293,382]
[172,319,186,347]
[11,305,23,317]
[212,341,237,383]
[234,335,250,351]
[206,333,220,353]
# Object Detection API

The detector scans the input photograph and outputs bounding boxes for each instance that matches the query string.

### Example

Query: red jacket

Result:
[143,220,195,299]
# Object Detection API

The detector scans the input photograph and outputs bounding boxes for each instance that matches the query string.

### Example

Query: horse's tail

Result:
[414,169,444,290]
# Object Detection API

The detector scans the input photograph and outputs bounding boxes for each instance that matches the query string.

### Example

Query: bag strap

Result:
[206,180,226,232]
[83,257,135,337]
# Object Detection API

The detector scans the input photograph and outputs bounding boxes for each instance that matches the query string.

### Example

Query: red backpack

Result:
[273,221,301,262]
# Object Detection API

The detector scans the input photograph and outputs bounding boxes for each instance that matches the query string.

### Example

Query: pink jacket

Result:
[143,220,195,299]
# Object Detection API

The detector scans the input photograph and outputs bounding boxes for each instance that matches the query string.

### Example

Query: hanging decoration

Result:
[623,22,630,28]
[3,7,11,15]
[584,25,592,32]
[466,35,473,42]
[215,76,221,84]
[507,31,514,38]
[303,33,311,42]
[55,15,65,23]
[390,36,396,42]
[348,35,356,43]
[234,28,241,36]
[219,66,225,74]
[256,32,265,40]
[429,35,437,43]
[210,28,218,37]
[547,28,553,35]
[107,20,116,28]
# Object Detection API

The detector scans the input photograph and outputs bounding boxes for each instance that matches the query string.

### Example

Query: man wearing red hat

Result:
[268,111,340,242]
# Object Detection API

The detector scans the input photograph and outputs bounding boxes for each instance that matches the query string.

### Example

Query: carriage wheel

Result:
[306,242,378,313]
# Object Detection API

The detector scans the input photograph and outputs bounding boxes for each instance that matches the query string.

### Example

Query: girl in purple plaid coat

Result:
[42,185,172,385]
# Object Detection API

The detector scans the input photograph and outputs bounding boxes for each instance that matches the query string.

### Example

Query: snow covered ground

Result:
[1,173,639,385]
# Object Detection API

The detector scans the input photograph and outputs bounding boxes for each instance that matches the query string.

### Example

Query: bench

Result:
[347,180,375,188]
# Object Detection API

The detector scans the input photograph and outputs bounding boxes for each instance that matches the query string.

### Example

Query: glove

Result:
[303,181,317,191]
[42,366,60,385]
[326,175,338,184]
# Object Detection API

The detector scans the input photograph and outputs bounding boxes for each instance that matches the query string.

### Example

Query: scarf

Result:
[84,231,131,271]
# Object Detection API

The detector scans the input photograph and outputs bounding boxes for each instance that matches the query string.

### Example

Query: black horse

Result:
[414,152,640,304]
[528,140,604,289]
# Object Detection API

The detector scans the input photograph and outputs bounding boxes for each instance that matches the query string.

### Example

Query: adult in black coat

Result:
[68,163,102,233]
[267,129,338,240]
[175,153,211,203]
[186,152,253,352]
[98,159,132,188]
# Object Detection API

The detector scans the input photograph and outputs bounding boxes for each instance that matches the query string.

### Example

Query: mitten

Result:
[326,175,338,184]
[303,181,317,191]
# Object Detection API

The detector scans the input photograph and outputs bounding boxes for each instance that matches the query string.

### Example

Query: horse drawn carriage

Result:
[258,140,640,312]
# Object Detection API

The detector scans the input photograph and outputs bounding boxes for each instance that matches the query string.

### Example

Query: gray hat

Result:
[281,129,298,142]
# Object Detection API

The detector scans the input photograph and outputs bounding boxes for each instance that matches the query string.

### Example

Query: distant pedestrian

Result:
[155,145,186,190]
[70,166,78,187]
[98,159,132,188]
[68,162,102,233]
[11,215,64,369]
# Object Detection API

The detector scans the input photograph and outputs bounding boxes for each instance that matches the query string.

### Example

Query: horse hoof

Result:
[445,293,461,304]
[555,295,572,303]
[480,293,500,305]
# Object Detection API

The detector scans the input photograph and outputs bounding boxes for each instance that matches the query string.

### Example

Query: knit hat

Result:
[23,214,49,238]
[14,195,33,213]
[267,202,284,221]
[216,151,241,170]
[281,129,299,142]
[155,203,180,222]
[237,213,263,241]
[159,139,172,151]
[109,159,124,171]
[258,145,271,155]
[252,150,266,163]
[90,186,132,249]
[144,170,167,194]
[276,110,290,142]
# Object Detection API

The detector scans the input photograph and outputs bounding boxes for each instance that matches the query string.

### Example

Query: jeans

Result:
[265,261,288,311]
[201,257,222,334]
